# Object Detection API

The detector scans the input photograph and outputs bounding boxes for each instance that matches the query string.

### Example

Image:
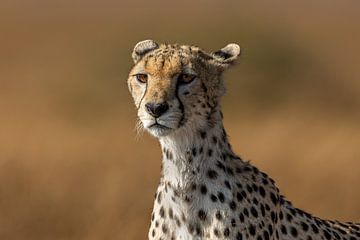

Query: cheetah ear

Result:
[132,40,159,63]
[212,43,241,68]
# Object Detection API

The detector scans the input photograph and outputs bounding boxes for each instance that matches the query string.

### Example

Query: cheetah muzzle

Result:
[127,40,360,240]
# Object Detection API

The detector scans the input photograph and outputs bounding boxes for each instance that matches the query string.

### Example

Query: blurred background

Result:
[0,0,359,239]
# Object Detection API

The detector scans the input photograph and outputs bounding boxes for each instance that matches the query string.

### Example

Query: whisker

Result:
[135,119,144,140]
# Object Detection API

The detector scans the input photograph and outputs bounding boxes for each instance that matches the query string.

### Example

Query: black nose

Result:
[145,102,169,118]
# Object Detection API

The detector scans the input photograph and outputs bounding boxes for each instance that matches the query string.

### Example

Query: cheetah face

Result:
[128,40,240,138]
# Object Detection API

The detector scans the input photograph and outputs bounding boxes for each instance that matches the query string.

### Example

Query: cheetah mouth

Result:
[146,122,174,137]
[148,123,173,130]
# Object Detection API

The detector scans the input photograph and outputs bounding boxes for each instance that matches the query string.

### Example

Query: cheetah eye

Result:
[135,74,148,84]
[178,74,196,84]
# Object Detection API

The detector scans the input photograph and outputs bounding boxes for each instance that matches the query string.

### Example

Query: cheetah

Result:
[127,40,360,240]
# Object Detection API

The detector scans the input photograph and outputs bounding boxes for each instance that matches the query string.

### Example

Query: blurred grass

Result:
[0,1,360,239]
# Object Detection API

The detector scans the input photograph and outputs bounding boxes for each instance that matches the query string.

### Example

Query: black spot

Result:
[175,217,181,227]
[224,180,231,189]
[265,204,270,211]
[195,226,202,236]
[259,186,266,197]
[198,209,207,221]
[159,206,165,218]
[241,190,247,198]
[239,213,244,222]
[188,224,194,233]
[243,166,252,172]
[286,213,293,222]
[246,184,253,193]
[290,226,298,237]
[162,224,168,233]
[311,223,319,233]
[216,211,222,220]
[200,185,207,195]
[214,228,220,237]
[323,229,331,240]
[207,169,218,179]
[250,207,258,218]
[236,192,243,202]
[167,150,173,160]
[168,208,173,219]
[200,131,206,139]
[260,204,265,217]
[231,218,236,227]
[243,208,249,217]
[236,232,243,240]
[249,224,256,236]
[236,182,243,188]
[218,192,225,203]
[216,161,226,171]
[157,191,162,203]
[267,224,273,235]
[229,201,237,210]
[210,194,218,202]
[263,230,270,240]
[289,207,296,216]
[279,211,283,220]
[270,211,276,222]
[301,222,309,231]
[270,192,278,205]
[333,231,340,239]
[199,146,203,154]
[224,228,230,237]
[192,147,197,157]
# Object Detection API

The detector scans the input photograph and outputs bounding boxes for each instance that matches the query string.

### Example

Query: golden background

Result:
[0,1,359,239]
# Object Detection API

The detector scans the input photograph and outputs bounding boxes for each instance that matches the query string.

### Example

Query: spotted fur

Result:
[127,40,360,240]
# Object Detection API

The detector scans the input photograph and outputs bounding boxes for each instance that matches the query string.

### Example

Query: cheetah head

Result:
[128,40,240,138]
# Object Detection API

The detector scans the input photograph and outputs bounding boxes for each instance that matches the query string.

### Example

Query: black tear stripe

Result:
[137,84,148,110]
[175,81,185,127]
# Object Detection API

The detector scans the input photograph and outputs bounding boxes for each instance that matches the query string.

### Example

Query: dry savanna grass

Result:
[0,1,359,239]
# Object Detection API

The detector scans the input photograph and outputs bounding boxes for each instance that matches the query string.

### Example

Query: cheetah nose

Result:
[145,102,169,118]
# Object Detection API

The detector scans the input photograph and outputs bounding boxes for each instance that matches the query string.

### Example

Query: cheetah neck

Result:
[158,109,241,190]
